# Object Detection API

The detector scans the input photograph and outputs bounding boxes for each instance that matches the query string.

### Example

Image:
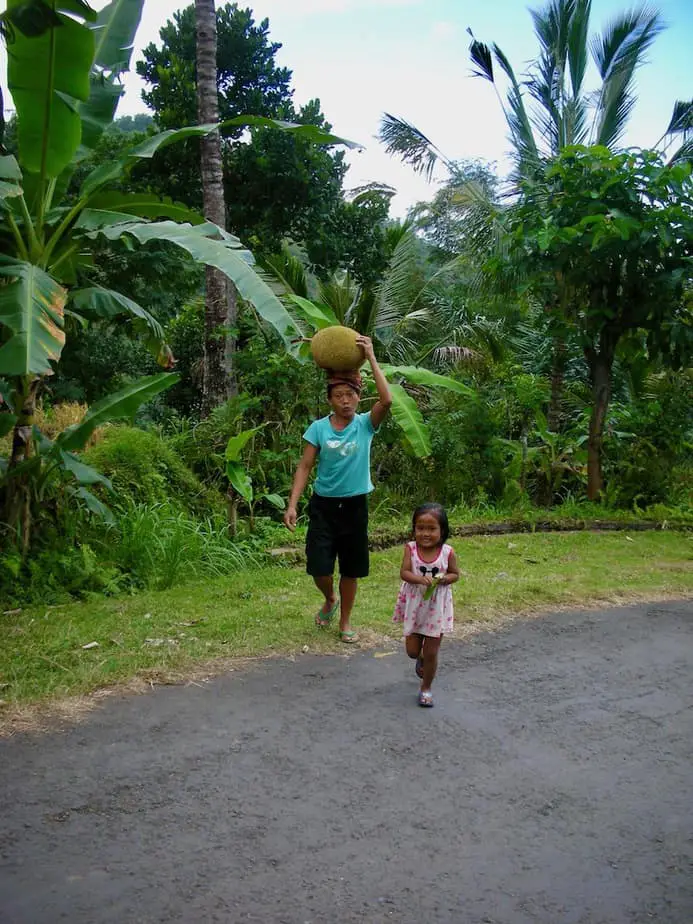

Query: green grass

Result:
[1,530,691,714]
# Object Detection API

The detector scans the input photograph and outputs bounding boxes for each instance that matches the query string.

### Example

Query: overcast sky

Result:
[2,0,692,215]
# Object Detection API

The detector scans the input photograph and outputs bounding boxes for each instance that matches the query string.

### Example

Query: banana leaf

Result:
[0,259,66,376]
[388,383,431,457]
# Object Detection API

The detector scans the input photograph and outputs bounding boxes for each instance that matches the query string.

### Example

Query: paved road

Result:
[1,600,692,924]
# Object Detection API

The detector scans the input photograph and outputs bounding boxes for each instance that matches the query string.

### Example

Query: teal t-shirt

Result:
[303,412,378,498]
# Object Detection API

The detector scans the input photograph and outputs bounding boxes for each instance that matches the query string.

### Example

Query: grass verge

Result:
[1,530,691,730]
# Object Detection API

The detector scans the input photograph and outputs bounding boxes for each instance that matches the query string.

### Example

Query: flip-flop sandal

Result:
[418,690,434,707]
[315,599,338,628]
[339,630,359,644]
[415,655,424,679]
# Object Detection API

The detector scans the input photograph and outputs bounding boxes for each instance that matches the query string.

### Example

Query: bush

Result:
[84,426,218,515]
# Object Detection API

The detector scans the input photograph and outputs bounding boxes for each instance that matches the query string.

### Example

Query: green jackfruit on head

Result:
[310,325,365,372]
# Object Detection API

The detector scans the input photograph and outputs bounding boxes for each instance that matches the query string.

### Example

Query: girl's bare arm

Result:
[400,544,431,586]
[442,549,460,585]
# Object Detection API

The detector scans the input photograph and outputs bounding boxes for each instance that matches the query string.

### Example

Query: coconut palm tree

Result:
[195,0,237,410]
[380,1,689,179]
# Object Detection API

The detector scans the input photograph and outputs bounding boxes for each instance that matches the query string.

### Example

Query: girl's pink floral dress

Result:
[393,541,454,637]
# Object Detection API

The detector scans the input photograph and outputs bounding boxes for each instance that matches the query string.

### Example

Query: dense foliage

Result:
[0,0,691,608]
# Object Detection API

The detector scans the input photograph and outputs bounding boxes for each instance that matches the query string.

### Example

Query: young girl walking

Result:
[393,503,459,706]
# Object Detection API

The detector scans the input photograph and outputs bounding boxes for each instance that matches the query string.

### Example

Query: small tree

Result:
[511,145,693,499]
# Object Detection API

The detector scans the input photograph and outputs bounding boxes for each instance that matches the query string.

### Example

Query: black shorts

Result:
[305,493,369,579]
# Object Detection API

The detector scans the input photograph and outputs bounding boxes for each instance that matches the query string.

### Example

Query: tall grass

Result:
[101,501,260,590]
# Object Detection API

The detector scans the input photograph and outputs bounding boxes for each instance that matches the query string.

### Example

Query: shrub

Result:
[83,426,218,515]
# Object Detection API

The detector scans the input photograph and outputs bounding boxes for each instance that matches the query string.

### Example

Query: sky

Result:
[2,0,692,216]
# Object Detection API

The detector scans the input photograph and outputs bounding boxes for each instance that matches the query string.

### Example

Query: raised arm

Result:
[284,443,318,531]
[356,335,392,429]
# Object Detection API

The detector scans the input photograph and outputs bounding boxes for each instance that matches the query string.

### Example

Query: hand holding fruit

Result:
[355,334,375,362]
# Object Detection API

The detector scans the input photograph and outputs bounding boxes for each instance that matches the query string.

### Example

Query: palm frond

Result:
[378,114,449,181]
[492,44,540,171]
[591,6,664,146]
[467,31,494,82]
[317,275,358,324]
[382,218,415,258]
[667,138,693,167]
[373,231,422,333]
[665,100,693,137]
[566,0,591,96]
[348,287,379,336]
[347,182,397,207]
[261,247,309,299]
[526,0,592,151]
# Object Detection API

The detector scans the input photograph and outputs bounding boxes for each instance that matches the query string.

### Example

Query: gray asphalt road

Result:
[1,600,692,924]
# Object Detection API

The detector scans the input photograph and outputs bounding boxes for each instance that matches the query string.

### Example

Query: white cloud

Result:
[429,20,456,41]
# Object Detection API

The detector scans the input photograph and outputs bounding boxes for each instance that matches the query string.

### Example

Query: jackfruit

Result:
[310,325,365,372]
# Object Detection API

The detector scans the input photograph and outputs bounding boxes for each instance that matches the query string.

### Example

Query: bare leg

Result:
[338,575,358,633]
[420,635,443,692]
[405,633,424,660]
[313,575,336,624]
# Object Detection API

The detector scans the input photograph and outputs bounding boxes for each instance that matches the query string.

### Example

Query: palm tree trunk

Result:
[195,0,237,414]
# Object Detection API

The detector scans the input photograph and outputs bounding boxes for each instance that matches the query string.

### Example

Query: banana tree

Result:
[225,426,285,534]
[0,0,357,552]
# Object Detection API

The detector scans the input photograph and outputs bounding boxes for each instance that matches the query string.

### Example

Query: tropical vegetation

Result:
[0,0,690,613]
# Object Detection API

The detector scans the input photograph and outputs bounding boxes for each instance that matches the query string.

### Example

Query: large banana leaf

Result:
[381,365,474,395]
[57,373,180,451]
[59,449,112,488]
[78,0,145,151]
[86,191,205,225]
[81,219,298,345]
[0,155,23,201]
[69,286,164,342]
[388,383,431,457]
[74,486,114,522]
[226,428,260,463]
[129,117,361,157]
[0,259,66,375]
[287,295,339,330]
[90,0,143,71]
[80,119,359,198]
[226,461,253,504]
[7,1,95,177]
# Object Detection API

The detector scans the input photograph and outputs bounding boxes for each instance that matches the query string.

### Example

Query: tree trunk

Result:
[5,377,39,555]
[585,333,617,502]
[547,334,566,433]
[195,0,237,414]
[226,485,238,537]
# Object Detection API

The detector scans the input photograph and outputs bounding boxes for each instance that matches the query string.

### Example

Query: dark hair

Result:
[412,502,449,544]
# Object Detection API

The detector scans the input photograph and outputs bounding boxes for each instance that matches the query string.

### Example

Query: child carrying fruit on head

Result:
[393,503,460,706]
[284,332,392,643]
